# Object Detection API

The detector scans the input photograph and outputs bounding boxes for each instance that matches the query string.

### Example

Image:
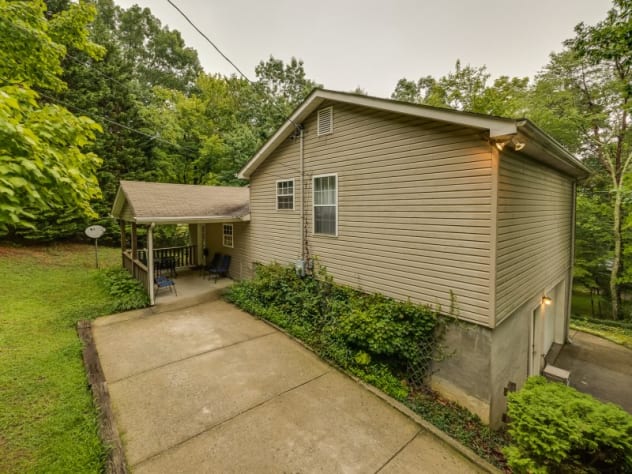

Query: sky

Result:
[115,0,613,98]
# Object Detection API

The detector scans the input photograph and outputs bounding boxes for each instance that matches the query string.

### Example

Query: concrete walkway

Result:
[93,300,486,473]
[554,330,632,413]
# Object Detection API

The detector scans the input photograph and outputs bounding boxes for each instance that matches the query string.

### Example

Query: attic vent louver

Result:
[317,106,333,136]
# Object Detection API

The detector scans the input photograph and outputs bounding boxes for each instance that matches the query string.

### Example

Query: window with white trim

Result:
[276,179,294,210]
[222,224,234,248]
[317,106,333,136]
[313,174,337,235]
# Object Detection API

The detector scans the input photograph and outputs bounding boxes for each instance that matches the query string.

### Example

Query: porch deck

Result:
[153,269,234,312]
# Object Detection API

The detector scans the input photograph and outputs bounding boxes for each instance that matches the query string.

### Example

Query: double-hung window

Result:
[313,174,337,236]
[222,224,233,248]
[276,179,294,210]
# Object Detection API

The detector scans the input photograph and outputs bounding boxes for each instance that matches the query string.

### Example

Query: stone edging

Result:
[77,320,128,474]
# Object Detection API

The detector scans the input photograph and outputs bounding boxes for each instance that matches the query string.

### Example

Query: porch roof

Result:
[111,180,250,225]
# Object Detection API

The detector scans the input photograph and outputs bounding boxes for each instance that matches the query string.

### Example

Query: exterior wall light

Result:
[512,138,526,151]
[542,295,553,306]
[493,136,526,151]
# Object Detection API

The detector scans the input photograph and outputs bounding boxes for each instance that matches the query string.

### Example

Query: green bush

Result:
[100,268,150,312]
[505,376,632,473]
[226,262,441,398]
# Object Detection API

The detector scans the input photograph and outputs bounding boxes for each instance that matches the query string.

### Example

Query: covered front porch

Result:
[111,180,250,305]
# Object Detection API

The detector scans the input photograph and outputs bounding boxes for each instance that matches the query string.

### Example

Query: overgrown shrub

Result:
[100,268,150,312]
[505,376,632,473]
[226,262,441,399]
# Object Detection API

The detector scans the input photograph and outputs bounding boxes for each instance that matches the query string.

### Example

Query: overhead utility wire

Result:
[166,0,303,131]
[166,0,251,82]
[1,73,199,155]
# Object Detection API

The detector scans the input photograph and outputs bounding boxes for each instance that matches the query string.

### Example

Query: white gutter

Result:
[133,215,250,225]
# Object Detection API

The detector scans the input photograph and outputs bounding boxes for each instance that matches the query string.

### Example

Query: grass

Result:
[570,318,632,349]
[0,243,121,473]
[571,287,632,349]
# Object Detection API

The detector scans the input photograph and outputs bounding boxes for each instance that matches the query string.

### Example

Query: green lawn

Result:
[571,287,632,349]
[0,243,121,473]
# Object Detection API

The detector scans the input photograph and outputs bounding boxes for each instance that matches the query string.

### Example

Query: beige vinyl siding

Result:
[247,137,303,267]
[205,222,251,281]
[120,201,134,221]
[248,102,494,325]
[495,151,573,324]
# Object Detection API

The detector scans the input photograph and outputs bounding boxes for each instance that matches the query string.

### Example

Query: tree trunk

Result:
[610,189,623,320]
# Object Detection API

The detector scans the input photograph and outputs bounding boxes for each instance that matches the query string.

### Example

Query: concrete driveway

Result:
[93,300,486,473]
[554,329,632,413]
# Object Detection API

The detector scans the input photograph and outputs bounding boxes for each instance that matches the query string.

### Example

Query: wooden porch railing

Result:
[137,245,196,270]
[123,250,149,294]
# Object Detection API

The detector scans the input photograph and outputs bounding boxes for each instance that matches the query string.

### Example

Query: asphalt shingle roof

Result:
[115,180,250,222]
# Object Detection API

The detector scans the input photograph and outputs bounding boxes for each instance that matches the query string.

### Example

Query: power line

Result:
[1,74,199,155]
[166,0,252,82]
[166,0,303,131]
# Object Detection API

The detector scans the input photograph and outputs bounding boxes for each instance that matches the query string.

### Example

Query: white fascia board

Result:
[134,215,249,225]
[315,90,518,137]
[110,186,127,218]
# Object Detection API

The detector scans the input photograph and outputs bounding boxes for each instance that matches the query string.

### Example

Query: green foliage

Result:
[574,193,612,293]
[339,295,437,371]
[0,244,121,472]
[407,390,508,467]
[391,60,530,117]
[0,0,104,235]
[100,267,149,312]
[570,317,632,349]
[227,262,441,400]
[505,376,632,473]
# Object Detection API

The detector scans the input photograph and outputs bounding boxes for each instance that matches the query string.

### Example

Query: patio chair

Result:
[208,254,231,283]
[154,275,177,296]
[202,252,222,278]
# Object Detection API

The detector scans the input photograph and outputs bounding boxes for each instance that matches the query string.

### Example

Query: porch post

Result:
[131,222,137,260]
[147,223,155,305]
[119,220,126,267]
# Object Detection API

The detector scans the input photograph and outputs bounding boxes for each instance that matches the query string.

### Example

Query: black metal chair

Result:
[203,253,223,278]
[208,254,231,282]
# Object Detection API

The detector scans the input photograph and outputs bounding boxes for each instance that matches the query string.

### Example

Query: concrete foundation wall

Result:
[489,299,532,427]
[433,273,570,428]
[430,323,492,423]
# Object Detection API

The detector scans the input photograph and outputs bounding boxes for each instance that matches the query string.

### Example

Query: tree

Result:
[254,56,320,138]
[536,0,631,319]
[391,60,529,118]
[0,0,104,234]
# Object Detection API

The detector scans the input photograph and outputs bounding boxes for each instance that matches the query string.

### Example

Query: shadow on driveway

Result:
[93,300,487,473]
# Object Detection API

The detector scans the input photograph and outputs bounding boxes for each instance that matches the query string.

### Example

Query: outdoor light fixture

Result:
[495,140,507,151]
[542,295,553,306]
[493,136,526,151]
[512,138,526,151]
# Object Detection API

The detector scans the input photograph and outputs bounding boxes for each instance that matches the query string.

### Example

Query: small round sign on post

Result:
[85,225,106,268]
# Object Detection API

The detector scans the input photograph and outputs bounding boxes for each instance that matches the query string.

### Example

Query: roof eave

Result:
[517,121,591,179]
[133,215,251,225]
[110,183,130,219]
[238,89,518,179]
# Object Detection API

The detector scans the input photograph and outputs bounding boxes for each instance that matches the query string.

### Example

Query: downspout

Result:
[299,127,305,260]
[148,223,155,306]
[565,181,577,343]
